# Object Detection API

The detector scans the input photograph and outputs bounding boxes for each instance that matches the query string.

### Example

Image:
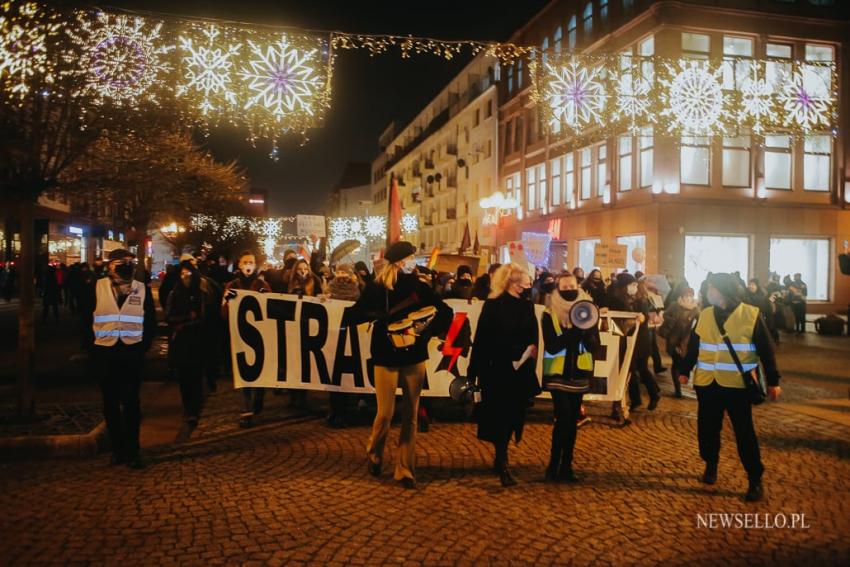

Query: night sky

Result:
[100,0,550,215]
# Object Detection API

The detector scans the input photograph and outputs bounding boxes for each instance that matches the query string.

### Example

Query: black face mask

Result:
[114,263,134,280]
[542,282,555,293]
[519,287,533,301]
[559,289,579,301]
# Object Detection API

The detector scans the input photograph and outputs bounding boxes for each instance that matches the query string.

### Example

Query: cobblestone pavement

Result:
[2,380,850,567]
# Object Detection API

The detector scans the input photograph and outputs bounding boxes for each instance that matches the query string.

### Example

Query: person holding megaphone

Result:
[541,272,601,483]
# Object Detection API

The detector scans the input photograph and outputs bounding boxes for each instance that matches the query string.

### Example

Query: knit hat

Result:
[335,263,355,276]
[385,241,416,263]
[616,272,637,287]
[457,265,473,279]
[707,273,743,302]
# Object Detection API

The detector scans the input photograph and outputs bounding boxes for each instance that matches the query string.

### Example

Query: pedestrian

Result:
[166,260,216,429]
[354,261,373,285]
[88,249,156,469]
[642,275,669,375]
[222,250,272,428]
[444,264,475,300]
[658,285,699,398]
[42,264,60,322]
[322,263,361,428]
[789,273,808,334]
[472,263,500,300]
[287,258,324,297]
[676,273,781,502]
[158,264,179,311]
[572,267,585,286]
[581,268,607,307]
[541,272,600,483]
[345,241,452,489]
[534,271,555,305]
[468,263,540,487]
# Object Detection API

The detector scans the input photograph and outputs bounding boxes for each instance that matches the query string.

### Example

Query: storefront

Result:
[47,222,88,265]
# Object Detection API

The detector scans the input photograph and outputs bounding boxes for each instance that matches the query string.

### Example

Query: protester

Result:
[744,278,778,344]
[676,273,781,502]
[581,269,607,307]
[641,274,669,375]
[572,267,585,286]
[158,264,179,311]
[658,285,699,398]
[472,263,500,300]
[222,250,272,428]
[354,261,373,285]
[345,241,452,489]
[789,273,808,334]
[323,263,362,428]
[534,271,555,305]
[287,259,324,297]
[41,264,61,322]
[468,263,540,487]
[541,273,599,483]
[444,264,475,300]
[88,249,156,469]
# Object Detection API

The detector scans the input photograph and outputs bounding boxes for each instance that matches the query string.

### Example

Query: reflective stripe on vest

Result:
[693,303,760,389]
[92,278,146,347]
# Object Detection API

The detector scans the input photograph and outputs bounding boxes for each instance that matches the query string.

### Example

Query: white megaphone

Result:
[569,300,600,330]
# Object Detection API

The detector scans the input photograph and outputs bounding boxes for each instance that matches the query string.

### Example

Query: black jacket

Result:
[345,272,452,368]
[541,311,600,386]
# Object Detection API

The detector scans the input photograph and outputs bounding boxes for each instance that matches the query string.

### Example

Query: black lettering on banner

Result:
[331,307,365,388]
[236,295,264,382]
[267,298,296,383]
[300,301,331,384]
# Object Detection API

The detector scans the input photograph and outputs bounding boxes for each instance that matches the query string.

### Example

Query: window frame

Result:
[526,165,537,212]
[580,147,592,200]
[680,135,712,186]
[802,134,832,192]
[618,135,633,192]
[721,134,752,188]
[763,133,792,191]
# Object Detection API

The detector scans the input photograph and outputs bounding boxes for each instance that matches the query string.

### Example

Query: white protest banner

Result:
[296,214,327,238]
[228,291,639,401]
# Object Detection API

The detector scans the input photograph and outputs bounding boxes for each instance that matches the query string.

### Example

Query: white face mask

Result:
[401,258,417,274]
[707,291,724,307]
[627,283,638,296]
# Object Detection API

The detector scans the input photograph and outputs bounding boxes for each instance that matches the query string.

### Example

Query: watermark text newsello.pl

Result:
[696,513,811,529]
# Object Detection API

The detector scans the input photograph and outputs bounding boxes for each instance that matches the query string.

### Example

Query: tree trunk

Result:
[17,200,35,418]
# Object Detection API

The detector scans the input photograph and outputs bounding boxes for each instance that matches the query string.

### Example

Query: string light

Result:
[543,58,607,133]
[0,1,59,95]
[660,60,726,136]
[177,23,241,116]
[779,65,833,131]
[328,215,387,250]
[401,213,418,233]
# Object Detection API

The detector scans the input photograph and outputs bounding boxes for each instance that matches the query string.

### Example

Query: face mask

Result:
[707,291,724,307]
[748,285,758,293]
[626,283,638,296]
[542,282,555,293]
[114,263,134,280]
[401,258,417,274]
[559,289,579,301]
[181,275,193,287]
[519,286,533,301]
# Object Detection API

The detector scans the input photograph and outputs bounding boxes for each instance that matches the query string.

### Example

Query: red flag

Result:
[387,173,402,248]
[459,222,471,253]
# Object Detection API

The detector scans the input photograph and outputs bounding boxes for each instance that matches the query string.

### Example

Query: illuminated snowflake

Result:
[70,12,172,106]
[738,70,775,134]
[177,24,241,115]
[778,65,833,130]
[364,216,386,238]
[0,2,60,95]
[544,60,607,132]
[240,35,323,120]
[401,213,418,233]
[660,60,725,135]
[614,70,652,129]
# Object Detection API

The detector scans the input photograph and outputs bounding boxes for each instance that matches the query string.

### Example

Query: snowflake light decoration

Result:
[544,60,607,132]
[0,2,60,95]
[70,12,173,106]
[177,24,241,116]
[738,67,775,134]
[240,34,324,125]
[614,70,652,131]
[364,216,386,238]
[328,215,387,251]
[660,60,726,135]
[401,213,418,233]
[778,65,833,131]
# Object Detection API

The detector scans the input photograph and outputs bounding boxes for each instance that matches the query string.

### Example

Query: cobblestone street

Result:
[2,373,849,566]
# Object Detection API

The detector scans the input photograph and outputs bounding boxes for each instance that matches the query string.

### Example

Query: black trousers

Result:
[177,364,204,418]
[94,343,144,459]
[650,329,664,371]
[792,302,806,333]
[549,391,583,473]
[695,381,764,482]
[628,354,660,405]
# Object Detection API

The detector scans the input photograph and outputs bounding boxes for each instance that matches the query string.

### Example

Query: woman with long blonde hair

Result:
[345,242,452,489]
[468,263,540,487]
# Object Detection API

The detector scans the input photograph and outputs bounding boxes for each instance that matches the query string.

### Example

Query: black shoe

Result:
[186,416,199,429]
[368,460,382,477]
[418,419,430,433]
[674,390,683,399]
[544,465,558,482]
[647,396,660,411]
[127,455,146,470]
[239,415,254,428]
[400,477,417,489]
[559,469,581,483]
[701,463,718,485]
[745,481,764,502]
[109,453,125,466]
[499,467,517,487]
[629,402,642,411]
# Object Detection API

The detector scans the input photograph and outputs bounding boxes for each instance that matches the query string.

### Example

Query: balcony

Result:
[446,208,457,220]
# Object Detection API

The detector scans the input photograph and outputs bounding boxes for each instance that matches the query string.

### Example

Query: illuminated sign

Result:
[69,226,83,235]
[249,198,265,204]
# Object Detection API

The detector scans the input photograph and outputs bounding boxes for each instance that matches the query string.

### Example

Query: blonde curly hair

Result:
[489,262,531,299]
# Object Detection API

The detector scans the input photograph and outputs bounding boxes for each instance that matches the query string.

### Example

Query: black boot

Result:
[546,425,563,482]
[499,465,517,487]
[701,462,718,485]
[745,479,764,502]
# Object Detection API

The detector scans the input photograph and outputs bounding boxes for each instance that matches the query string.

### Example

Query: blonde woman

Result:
[346,242,452,489]
[468,263,540,487]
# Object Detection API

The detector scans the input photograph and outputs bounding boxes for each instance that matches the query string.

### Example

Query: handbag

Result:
[715,313,766,405]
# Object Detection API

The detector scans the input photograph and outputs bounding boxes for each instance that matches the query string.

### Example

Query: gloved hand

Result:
[224,289,238,301]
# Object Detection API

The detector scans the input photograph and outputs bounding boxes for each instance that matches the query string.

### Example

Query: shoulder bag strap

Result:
[713,309,746,375]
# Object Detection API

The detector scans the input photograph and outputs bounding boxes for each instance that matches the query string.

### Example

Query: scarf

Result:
[547,288,592,329]
[327,277,360,301]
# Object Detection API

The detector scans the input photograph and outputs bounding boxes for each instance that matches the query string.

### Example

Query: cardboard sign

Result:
[594,243,628,268]
[296,215,326,238]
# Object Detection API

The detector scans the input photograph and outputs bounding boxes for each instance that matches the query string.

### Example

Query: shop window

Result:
[769,238,829,300]
[578,238,601,272]
[617,234,646,274]
[684,235,750,290]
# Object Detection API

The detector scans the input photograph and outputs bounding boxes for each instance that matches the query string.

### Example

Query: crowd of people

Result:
[22,240,787,502]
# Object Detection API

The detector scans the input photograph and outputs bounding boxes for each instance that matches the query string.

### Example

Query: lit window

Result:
[542,37,549,67]
[551,157,562,206]
[578,238,601,272]
[568,16,577,50]
[805,43,834,92]
[538,163,548,211]
[580,147,592,200]
[619,135,633,191]
[803,134,831,192]
[596,144,608,197]
[684,235,750,288]
[722,135,751,187]
[639,35,654,83]
[507,65,514,93]
[639,127,653,187]
[564,153,575,206]
[554,26,563,53]
[617,234,646,273]
[682,32,710,59]
[769,238,830,300]
[764,134,791,190]
[517,59,523,89]
[722,36,753,90]
[623,0,634,12]
[583,3,593,37]
[681,136,711,185]
[601,0,609,23]
[526,166,537,211]
[766,43,792,93]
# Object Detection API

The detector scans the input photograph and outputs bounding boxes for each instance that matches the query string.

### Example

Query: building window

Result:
[565,153,575,207]
[485,140,492,159]
[623,0,634,13]
[805,43,834,92]
[517,58,523,89]
[504,120,513,156]
[685,235,750,289]
[567,16,577,50]
[580,147,592,200]
[583,3,593,37]
[618,135,633,191]
[578,238,601,272]
[639,127,653,187]
[764,134,791,190]
[722,135,751,187]
[722,35,753,90]
[769,238,830,300]
[681,136,710,185]
[617,234,646,274]
[803,134,831,192]
[600,0,609,23]
[474,109,480,128]
[766,43,792,93]
[639,35,654,83]
[514,117,523,152]
[551,157,562,206]
[596,144,607,197]
[541,37,549,67]
[507,65,514,93]
[486,100,492,118]
[538,163,548,211]
[526,166,537,211]
[682,32,710,59]
[554,26,563,53]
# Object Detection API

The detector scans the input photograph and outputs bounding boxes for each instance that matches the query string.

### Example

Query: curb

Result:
[0,420,108,461]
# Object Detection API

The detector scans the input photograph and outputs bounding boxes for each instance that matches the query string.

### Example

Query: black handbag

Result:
[715,313,766,405]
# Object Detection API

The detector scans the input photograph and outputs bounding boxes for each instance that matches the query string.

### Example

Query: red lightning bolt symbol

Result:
[441,312,467,372]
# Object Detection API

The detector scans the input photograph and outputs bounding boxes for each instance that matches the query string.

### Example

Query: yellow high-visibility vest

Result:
[693,303,760,389]
[92,277,145,347]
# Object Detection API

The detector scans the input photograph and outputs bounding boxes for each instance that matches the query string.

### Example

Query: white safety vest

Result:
[93,277,146,347]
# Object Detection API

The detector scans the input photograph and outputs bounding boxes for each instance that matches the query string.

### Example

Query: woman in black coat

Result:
[468,263,540,487]
[581,268,608,308]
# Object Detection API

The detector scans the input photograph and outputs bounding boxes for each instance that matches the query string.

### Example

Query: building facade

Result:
[494,0,848,313]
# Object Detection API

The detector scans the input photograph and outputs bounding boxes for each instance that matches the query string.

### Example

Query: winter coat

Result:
[166,279,217,367]
[444,279,474,300]
[581,278,608,307]
[221,273,272,319]
[658,299,699,356]
[288,274,323,297]
[541,309,600,392]
[327,277,361,301]
[468,293,541,444]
